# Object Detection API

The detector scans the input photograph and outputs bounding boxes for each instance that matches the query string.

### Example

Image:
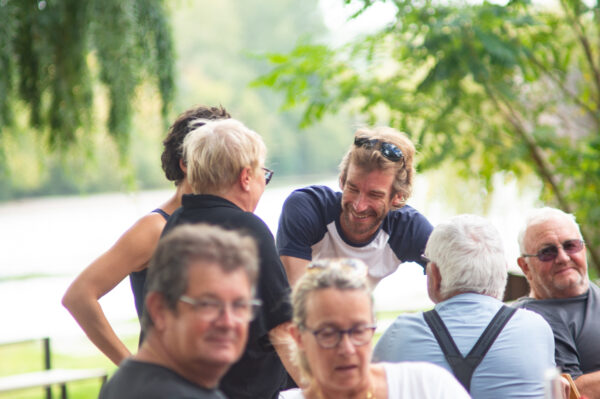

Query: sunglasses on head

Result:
[521,239,585,262]
[354,137,404,163]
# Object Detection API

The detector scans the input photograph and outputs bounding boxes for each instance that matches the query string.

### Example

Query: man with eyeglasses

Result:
[514,207,600,398]
[161,118,297,398]
[373,214,556,398]
[99,224,259,399]
[277,126,433,287]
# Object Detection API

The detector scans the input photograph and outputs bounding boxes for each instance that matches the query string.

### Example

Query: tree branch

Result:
[484,83,600,273]
[527,52,600,128]
[560,0,600,104]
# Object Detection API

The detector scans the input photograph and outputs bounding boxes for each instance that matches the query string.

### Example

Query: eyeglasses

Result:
[307,258,368,276]
[303,324,377,349]
[421,254,431,264]
[354,137,404,163]
[521,239,585,262]
[262,167,274,185]
[179,295,262,322]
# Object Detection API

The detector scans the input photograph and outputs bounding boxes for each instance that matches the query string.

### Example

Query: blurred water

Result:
[0,175,538,343]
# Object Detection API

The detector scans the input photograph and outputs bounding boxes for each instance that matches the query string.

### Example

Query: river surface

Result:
[0,175,538,345]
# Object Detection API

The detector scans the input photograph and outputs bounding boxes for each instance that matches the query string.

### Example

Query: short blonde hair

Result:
[291,258,373,382]
[339,127,416,208]
[183,118,266,194]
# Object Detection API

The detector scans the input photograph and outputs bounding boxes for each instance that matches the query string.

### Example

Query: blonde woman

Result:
[282,258,470,399]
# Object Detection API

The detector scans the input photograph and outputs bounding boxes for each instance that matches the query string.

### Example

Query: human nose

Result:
[555,245,571,263]
[337,332,357,354]
[213,303,237,327]
[352,193,368,212]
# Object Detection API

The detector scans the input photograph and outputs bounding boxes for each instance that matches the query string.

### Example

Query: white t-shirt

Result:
[279,362,470,399]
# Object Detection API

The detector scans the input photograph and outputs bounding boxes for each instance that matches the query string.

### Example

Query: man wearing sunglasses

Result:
[277,127,433,287]
[373,214,555,398]
[100,224,258,399]
[515,207,600,398]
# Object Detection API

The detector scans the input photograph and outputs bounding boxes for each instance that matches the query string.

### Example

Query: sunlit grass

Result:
[0,334,138,399]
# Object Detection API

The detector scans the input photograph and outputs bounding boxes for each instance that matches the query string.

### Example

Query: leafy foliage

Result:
[258,0,600,273]
[0,0,174,156]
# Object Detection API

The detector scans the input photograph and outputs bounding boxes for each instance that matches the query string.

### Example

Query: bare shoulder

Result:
[107,212,168,271]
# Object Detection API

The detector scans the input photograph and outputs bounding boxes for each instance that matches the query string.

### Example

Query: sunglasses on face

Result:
[354,137,404,163]
[521,239,585,262]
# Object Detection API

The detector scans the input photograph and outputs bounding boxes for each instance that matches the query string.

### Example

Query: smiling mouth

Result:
[351,211,373,220]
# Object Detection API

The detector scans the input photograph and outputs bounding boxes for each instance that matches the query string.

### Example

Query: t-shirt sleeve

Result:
[388,207,433,270]
[249,215,293,332]
[517,301,583,378]
[276,188,328,260]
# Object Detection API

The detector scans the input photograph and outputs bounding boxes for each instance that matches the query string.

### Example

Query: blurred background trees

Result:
[0,0,352,200]
[257,0,600,273]
[0,0,598,272]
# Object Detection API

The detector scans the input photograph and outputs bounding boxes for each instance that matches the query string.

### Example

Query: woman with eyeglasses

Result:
[280,258,470,399]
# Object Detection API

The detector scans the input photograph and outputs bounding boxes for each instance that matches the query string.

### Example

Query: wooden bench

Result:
[0,336,108,399]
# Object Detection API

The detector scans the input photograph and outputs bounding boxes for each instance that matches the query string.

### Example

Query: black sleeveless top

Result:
[129,208,169,319]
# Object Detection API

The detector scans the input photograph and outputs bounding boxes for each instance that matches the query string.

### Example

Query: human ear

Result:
[146,292,168,331]
[239,167,252,192]
[179,158,187,175]
[390,192,403,207]
[517,257,531,278]
[290,325,304,350]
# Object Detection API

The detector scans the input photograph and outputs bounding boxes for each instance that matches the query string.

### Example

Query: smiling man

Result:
[99,224,259,399]
[514,207,600,398]
[277,127,432,287]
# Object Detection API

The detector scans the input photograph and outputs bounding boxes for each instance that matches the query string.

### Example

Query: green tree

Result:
[257,0,600,274]
[0,0,174,157]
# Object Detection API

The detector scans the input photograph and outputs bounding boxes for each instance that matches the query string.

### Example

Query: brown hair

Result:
[339,127,416,208]
[161,105,230,185]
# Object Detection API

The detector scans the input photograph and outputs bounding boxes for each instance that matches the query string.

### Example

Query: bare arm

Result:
[62,214,165,365]
[280,256,310,287]
[575,370,600,398]
[269,321,303,387]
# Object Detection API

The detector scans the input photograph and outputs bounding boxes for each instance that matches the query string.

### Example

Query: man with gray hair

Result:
[374,214,555,398]
[515,207,600,398]
[99,224,260,399]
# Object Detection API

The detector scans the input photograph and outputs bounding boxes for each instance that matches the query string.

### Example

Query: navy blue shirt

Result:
[277,185,432,283]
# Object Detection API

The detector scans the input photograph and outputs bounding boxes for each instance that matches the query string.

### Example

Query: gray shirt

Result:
[514,282,600,378]
[98,359,226,399]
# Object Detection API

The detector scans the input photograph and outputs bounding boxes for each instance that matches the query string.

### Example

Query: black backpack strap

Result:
[466,305,517,360]
[423,305,517,392]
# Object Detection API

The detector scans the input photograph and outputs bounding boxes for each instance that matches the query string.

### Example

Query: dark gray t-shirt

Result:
[513,282,600,378]
[98,359,226,399]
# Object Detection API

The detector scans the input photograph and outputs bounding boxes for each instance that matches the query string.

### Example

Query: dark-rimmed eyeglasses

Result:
[179,295,262,322]
[262,167,274,185]
[421,254,431,264]
[354,136,404,163]
[302,324,377,349]
[521,239,585,262]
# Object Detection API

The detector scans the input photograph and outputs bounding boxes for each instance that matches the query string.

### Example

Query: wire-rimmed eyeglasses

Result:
[179,295,262,322]
[262,167,274,185]
[521,239,585,262]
